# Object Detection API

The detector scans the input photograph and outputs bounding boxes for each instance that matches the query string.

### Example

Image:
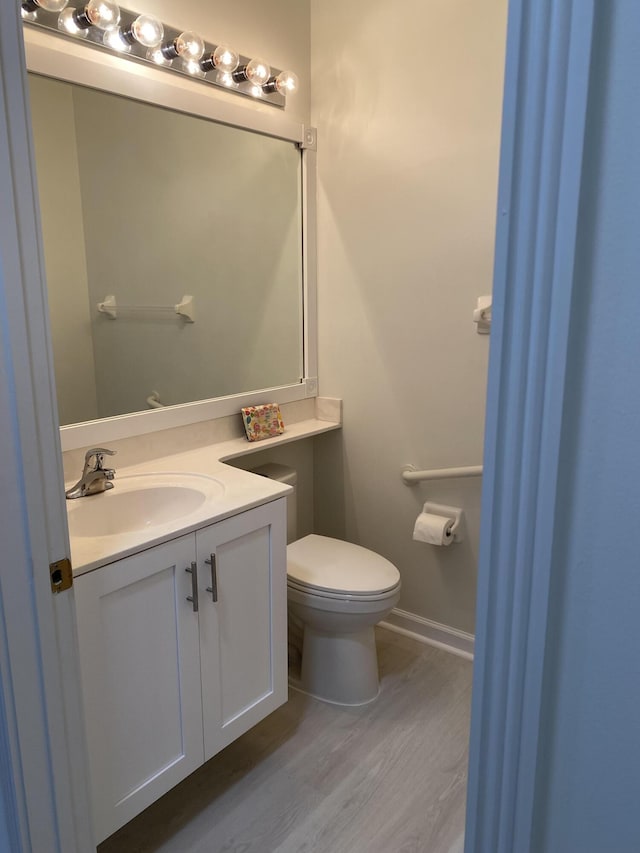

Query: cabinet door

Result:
[74,536,204,844]
[197,499,288,761]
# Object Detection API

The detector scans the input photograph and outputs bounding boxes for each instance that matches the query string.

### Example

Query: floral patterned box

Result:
[241,403,285,442]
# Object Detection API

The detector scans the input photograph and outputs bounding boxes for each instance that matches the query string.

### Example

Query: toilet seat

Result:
[287,577,401,603]
[287,534,400,598]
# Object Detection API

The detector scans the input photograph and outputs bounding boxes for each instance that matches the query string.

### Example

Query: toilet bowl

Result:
[287,534,401,706]
[250,464,401,706]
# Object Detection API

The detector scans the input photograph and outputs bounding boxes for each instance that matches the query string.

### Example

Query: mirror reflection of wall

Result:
[28,73,303,426]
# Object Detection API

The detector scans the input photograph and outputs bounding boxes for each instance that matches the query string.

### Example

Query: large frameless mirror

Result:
[28,72,304,428]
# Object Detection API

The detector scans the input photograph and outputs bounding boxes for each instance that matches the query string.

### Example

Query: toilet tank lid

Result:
[287,535,400,595]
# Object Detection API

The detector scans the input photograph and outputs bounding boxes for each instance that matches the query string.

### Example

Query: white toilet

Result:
[251,464,401,706]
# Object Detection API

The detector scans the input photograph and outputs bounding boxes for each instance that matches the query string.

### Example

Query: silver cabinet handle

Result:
[205,553,218,602]
[185,561,198,612]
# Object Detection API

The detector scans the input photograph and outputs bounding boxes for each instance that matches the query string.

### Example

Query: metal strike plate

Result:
[50,558,73,594]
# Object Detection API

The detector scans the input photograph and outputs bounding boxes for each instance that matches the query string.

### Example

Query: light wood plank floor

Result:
[99,627,472,853]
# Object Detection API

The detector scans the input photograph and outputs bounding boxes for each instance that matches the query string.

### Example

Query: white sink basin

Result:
[66,472,225,540]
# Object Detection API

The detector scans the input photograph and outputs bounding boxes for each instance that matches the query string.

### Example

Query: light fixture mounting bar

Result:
[22,4,287,108]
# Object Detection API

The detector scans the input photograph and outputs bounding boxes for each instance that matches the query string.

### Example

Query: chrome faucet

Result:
[65,448,116,499]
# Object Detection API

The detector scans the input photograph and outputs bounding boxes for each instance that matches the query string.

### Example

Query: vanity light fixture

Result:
[21,2,296,108]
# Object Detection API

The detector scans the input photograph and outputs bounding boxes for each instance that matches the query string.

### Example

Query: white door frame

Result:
[465,1,596,850]
[0,4,93,851]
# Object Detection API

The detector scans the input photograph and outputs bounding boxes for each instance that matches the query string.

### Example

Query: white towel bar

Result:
[401,464,483,484]
[146,391,164,409]
[97,294,195,322]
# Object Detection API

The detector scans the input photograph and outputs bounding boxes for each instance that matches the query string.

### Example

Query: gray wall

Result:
[72,85,302,417]
[29,75,98,425]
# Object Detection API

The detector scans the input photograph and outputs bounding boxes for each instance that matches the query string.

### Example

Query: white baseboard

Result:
[379,608,474,661]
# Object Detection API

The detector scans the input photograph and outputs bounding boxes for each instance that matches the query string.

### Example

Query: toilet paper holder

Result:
[422,502,464,543]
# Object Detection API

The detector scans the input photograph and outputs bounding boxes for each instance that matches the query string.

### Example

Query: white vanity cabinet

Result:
[74,499,287,844]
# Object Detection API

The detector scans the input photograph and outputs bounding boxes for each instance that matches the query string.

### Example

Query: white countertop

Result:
[68,417,341,576]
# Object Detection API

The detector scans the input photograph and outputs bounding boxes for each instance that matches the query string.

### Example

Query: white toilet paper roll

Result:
[413,512,455,546]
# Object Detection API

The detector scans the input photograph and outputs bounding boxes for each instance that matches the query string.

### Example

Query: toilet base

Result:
[299,624,380,706]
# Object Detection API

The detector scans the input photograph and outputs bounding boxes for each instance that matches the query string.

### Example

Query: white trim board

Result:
[379,609,474,661]
[0,4,94,850]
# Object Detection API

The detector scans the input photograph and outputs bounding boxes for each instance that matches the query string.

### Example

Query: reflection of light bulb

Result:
[58,7,88,36]
[183,57,205,77]
[22,0,68,12]
[216,70,237,88]
[161,31,204,61]
[103,27,130,52]
[146,46,172,66]
[74,0,120,31]
[124,14,163,48]
[245,58,271,86]
[21,8,38,21]
[250,85,263,98]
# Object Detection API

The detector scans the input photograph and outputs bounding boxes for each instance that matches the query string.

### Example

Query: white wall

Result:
[311,0,507,633]
[29,75,98,425]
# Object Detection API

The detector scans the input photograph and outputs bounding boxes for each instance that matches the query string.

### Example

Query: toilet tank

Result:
[249,463,297,544]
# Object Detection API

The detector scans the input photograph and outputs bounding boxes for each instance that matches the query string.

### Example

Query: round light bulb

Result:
[146,46,172,66]
[175,31,204,60]
[58,7,87,36]
[245,58,271,86]
[274,70,299,96]
[183,57,205,78]
[83,0,120,30]
[103,27,130,52]
[213,44,239,73]
[27,0,69,12]
[130,14,163,48]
